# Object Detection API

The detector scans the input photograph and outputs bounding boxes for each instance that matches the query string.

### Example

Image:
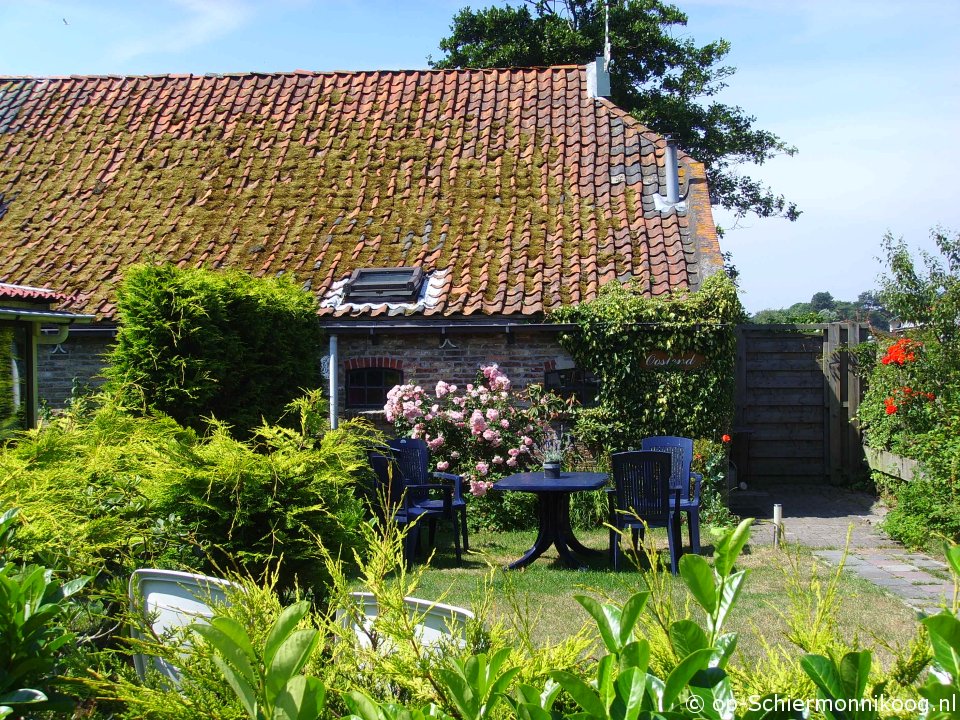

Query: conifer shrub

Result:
[105,263,323,436]
[0,392,375,594]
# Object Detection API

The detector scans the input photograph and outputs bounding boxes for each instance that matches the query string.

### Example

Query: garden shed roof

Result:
[0,65,721,320]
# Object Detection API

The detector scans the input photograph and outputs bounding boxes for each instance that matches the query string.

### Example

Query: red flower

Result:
[884,397,898,415]
[721,434,731,443]
[880,338,920,366]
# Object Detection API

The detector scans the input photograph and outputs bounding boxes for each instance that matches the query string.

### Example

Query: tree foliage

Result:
[432,0,799,222]
[751,290,892,329]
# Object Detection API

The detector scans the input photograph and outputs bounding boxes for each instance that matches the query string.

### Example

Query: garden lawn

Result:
[400,526,919,666]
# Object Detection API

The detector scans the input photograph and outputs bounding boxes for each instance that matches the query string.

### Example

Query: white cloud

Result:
[109,0,254,64]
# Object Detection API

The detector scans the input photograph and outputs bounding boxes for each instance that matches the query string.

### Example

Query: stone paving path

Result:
[731,483,954,615]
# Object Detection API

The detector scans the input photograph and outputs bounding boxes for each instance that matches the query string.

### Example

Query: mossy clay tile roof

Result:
[0,66,722,320]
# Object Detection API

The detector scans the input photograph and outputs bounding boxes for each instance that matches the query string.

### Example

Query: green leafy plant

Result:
[553,273,744,456]
[193,600,326,720]
[0,508,89,718]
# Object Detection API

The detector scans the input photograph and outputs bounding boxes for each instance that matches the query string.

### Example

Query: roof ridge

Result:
[0,65,585,83]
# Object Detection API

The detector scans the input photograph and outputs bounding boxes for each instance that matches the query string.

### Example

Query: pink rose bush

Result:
[385,364,565,497]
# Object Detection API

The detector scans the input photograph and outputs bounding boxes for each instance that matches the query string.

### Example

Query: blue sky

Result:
[1,0,958,313]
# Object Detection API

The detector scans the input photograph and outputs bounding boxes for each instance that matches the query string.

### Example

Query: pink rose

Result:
[523,436,533,446]
[437,460,450,471]
[486,408,500,421]
[450,451,461,459]
[475,462,489,476]
[500,419,510,428]
[492,455,504,465]
[506,457,518,467]
[469,479,494,497]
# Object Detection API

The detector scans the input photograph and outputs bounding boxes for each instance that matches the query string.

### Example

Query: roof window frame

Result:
[343,267,425,304]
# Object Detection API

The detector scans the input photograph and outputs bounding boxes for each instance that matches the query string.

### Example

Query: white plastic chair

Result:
[128,568,240,684]
[341,591,474,651]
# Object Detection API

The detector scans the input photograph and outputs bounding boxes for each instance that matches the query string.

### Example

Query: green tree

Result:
[809,291,835,312]
[432,0,799,222]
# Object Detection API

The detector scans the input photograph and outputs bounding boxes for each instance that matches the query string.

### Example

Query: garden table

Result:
[493,471,608,569]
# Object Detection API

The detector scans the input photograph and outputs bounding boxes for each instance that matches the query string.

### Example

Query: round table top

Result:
[493,471,609,493]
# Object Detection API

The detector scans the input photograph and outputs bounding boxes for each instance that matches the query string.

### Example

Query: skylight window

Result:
[343,267,425,304]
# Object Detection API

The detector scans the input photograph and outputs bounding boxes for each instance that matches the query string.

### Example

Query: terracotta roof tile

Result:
[0,67,719,319]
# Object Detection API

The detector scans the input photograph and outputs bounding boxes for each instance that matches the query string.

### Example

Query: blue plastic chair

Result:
[640,436,702,554]
[387,437,469,555]
[608,451,682,574]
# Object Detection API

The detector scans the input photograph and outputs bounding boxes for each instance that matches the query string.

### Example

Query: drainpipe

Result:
[664,136,680,204]
[328,334,339,429]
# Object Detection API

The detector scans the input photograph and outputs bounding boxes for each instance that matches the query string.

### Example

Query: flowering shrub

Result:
[858,336,940,455]
[385,365,565,500]
[856,229,960,547]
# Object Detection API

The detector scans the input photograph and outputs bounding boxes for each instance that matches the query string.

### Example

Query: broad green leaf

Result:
[668,620,708,660]
[925,613,960,681]
[266,629,320,701]
[548,670,606,717]
[688,672,735,720]
[193,623,258,690]
[945,542,960,581]
[489,667,522,700]
[838,651,871,700]
[208,616,257,662]
[711,634,738,670]
[575,595,622,654]
[800,655,845,702]
[713,518,753,578]
[610,667,646,720]
[343,690,384,720]
[210,653,258,719]
[620,640,650,674]
[265,600,311,668]
[434,668,476,718]
[713,570,748,633]
[0,689,46,705]
[274,675,326,720]
[596,655,617,709]
[618,592,650,646]
[662,648,713,709]
[679,555,717,614]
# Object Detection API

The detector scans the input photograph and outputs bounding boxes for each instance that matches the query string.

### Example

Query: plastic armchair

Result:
[387,437,469,555]
[608,450,683,574]
[371,444,463,565]
[128,569,241,685]
[640,436,702,554]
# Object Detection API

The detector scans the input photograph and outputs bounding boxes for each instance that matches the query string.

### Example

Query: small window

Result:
[347,367,403,409]
[344,267,424,304]
[544,367,599,406]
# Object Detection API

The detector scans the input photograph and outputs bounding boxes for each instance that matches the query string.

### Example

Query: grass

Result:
[385,524,922,668]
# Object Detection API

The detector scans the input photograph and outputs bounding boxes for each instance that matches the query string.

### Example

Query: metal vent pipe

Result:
[664,136,680,204]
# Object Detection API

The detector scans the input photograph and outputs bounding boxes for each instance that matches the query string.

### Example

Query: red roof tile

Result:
[0,66,720,320]
[0,282,65,303]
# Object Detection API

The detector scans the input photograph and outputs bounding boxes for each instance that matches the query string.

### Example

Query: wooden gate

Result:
[734,322,869,486]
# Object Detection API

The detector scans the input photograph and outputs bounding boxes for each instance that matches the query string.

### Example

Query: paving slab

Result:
[732,483,954,614]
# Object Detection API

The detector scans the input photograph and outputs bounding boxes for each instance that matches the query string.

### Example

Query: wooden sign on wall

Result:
[643,351,707,370]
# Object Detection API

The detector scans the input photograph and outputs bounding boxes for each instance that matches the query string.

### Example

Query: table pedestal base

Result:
[507,492,601,570]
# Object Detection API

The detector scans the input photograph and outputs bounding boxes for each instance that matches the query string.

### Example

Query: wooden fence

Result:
[734,322,869,486]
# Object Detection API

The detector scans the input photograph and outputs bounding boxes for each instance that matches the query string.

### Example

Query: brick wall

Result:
[37,333,112,408]
[35,328,577,419]
[336,330,575,424]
